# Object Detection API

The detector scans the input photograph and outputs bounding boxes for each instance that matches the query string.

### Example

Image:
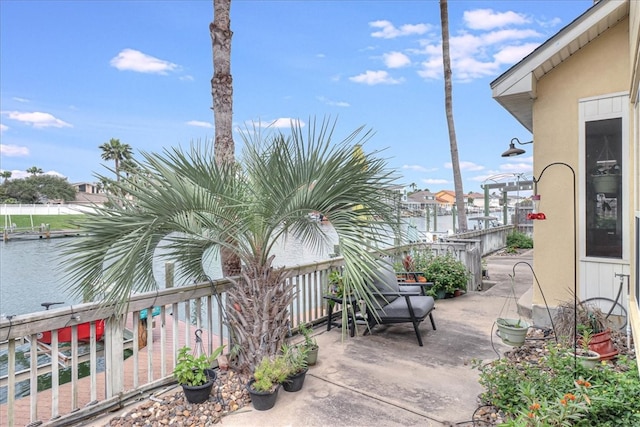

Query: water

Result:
[0,216,461,317]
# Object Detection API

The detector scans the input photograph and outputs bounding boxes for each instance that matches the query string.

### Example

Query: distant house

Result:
[491,0,638,351]
[73,182,101,194]
[72,182,108,206]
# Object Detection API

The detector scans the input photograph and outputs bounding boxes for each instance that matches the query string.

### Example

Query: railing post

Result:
[105,315,125,398]
[165,262,174,288]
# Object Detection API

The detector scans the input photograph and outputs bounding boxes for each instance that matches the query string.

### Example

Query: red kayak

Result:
[38,319,105,344]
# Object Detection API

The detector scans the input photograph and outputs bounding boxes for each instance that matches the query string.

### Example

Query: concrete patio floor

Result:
[88,250,534,427]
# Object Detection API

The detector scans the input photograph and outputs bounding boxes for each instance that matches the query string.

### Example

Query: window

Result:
[585,118,622,258]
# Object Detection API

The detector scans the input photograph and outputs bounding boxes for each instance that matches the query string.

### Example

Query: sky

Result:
[0,0,596,193]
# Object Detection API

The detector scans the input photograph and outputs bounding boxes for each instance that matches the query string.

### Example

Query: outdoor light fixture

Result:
[501,137,533,157]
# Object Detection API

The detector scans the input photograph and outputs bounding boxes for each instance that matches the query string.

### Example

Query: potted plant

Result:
[423,253,470,299]
[298,322,319,366]
[552,300,618,360]
[173,345,224,404]
[327,270,344,300]
[481,259,488,279]
[569,328,601,369]
[281,343,309,392]
[246,354,289,410]
[496,318,530,347]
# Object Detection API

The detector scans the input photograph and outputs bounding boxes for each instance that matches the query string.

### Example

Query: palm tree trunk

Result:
[210,0,235,167]
[226,256,295,372]
[210,0,241,278]
[440,0,467,232]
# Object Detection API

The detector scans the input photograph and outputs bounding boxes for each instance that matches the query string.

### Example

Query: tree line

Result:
[0,138,134,204]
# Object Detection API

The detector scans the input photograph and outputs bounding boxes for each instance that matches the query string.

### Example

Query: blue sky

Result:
[0,0,594,193]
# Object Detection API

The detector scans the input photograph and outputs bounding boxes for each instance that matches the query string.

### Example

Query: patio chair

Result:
[364,264,436,346]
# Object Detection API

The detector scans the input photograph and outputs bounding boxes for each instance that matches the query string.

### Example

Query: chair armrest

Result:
[398,282,434,289]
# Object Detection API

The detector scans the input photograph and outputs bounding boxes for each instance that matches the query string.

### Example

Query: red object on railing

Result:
[38,319,106,344]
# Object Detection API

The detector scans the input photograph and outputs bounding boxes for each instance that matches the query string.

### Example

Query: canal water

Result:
[0,215,460,404]
[0,215,458,317]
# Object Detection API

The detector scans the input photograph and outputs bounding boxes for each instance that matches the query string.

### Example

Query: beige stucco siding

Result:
[531,18,630,307]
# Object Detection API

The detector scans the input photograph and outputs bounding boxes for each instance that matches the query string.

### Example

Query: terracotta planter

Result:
[587,330,618,360]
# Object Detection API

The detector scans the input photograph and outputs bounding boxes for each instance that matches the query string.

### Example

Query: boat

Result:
[37,319,105,344]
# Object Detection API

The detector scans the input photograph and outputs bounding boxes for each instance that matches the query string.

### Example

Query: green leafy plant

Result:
[281,343,309,376]
[475,344,640,426]
[251,354,289,393]
[423,252,470,295]
[502,380,593,426]
[298,322,318,350]
[327,270,344,298]
[506,231,533,251]
[173,345,225,387]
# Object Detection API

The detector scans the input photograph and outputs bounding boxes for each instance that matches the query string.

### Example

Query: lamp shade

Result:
[501,142,526,157]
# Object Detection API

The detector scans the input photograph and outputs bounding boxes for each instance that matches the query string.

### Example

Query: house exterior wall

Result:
[531,17,631,320]
[629,0,640,373]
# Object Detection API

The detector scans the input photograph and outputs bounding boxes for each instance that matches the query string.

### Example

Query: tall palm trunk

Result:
[210,0,241,277]
[440,0,467,232]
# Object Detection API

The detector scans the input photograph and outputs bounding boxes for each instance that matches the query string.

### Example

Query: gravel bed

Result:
[105,370,251,427]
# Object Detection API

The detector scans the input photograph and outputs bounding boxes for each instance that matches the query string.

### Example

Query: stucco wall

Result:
[531,17,630,314]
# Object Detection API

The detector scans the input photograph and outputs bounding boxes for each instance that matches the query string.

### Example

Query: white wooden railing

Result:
[0,239,488,426]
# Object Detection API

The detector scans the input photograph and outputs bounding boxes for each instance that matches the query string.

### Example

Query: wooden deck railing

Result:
[0,238,493,426]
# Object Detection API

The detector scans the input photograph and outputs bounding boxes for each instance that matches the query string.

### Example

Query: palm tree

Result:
[210,0,234,167]
[99,138,133,181]
[210,0,240,277]
[26,166,43,176]
[439,0,468,232]
[62,118,401,372]
[0,171,12,182]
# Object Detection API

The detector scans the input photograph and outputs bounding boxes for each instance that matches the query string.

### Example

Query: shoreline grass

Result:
[3,214,84,230]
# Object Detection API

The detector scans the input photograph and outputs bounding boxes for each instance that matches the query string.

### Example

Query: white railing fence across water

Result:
[0,235,504,426]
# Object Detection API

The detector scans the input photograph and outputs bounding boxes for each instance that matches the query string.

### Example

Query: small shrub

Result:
[424,252,470,294]
[506,231,533,250]
[475,345,640,426]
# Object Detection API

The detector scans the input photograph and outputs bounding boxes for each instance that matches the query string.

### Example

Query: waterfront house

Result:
[491,0,639,362]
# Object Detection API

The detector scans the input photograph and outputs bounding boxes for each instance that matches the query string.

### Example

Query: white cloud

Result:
[382,51,411,68]
[5,111,72,128]
[493,42,541,64]
[500,156,533,173]
[464,9,530,30]
[415,27,543,82]
[0,144,29,156]
[349,70,403,85]
[249,118,306,129]
[186,120,214,128]
[444,161,485,171]
[110,48,179,75]
[0,124,7,132]
[402,164,437,173]
[538,17,562,29]
[422,178,449,185]
[317,96,350,107]
[12,97,30,103]
[370,20,430,39]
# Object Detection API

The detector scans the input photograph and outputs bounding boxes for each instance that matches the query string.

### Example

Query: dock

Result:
[3,226,86,242]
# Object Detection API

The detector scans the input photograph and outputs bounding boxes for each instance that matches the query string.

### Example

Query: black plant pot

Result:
[282,368,308,392]
[182,380,214,404]
[247,379,279,411]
